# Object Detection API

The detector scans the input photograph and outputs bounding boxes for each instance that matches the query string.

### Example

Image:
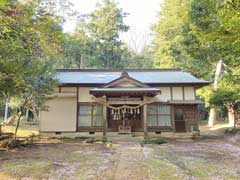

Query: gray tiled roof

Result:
[55,69,210,85]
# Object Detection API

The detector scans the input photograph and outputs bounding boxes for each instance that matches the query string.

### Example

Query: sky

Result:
[63,0,163,51]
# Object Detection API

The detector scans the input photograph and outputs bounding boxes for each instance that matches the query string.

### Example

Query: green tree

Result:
[152,0,240,126]
[190,0,240,126]
[209,68,240,127]
[71,0,129,69]
[0,0,65,136]
[152,0,190,67]
[126,48,154,69]
[152,0,216,78]
[61,17,98,68]
[63,0,154,69]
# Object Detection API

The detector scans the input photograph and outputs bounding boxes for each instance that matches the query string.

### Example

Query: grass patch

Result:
[0,117,3,124]
[147,158,186,180]
[2,125,39,138]
[0,160,52,180]
[187,163,219,179]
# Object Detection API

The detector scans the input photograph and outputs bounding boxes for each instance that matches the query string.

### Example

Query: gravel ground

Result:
[0,131,240,180]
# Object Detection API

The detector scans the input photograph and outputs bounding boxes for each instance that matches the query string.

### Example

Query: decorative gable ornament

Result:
[103,71,150,88]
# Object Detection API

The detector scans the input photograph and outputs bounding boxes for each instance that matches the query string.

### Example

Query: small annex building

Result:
[39,69,210,135]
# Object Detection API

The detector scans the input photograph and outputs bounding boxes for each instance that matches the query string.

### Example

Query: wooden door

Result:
[174,108,186,132]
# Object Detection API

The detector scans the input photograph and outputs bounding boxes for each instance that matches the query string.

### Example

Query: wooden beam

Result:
[47,93,76,98]
[92,96,155,110]
[108,101,144,105]
[170,87,173,100]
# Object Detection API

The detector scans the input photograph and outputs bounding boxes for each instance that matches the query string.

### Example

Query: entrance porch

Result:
[76,71,200,136]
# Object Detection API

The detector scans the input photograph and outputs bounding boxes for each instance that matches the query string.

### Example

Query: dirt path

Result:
[1,136,240,180]
[113,141,147,180]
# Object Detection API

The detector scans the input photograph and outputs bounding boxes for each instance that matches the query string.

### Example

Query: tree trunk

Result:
[208,108,217,127]
[227,106,235,127]
[234,111,238,128]
[25,109,29,121]
[32,108,38,122]
[14,112,22,139]
[208,60,223,127]
[4,99,9,121]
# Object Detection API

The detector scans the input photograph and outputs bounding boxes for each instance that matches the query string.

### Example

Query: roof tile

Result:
[55,70,209,84]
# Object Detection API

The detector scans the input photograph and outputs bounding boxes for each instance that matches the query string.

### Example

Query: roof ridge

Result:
[56,68,182,72]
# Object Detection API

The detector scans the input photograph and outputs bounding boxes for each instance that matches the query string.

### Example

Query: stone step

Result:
[118,133,133,136]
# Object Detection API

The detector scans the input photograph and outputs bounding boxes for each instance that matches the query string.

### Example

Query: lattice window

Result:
[147,104,171,126]
[78,104,103,127]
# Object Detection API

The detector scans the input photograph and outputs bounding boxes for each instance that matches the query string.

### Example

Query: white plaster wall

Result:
[61,87,77,93]
[172,87,183,100]
[54,87,77,93]
[78,87,95,102]
[150,87,171,102]
[184,87,195,100]
[40,97,77,132]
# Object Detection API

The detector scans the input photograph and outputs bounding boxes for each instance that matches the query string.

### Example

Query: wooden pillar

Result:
[76,87,79,131]
[143,96,148,138]
[102,96,107,138]
[171,106,176,133]
[196,105,199,131]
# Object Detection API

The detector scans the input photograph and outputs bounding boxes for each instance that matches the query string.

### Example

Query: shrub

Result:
[225,127,240,135]
[142,138,168,145]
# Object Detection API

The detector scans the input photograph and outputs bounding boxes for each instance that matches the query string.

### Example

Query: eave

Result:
[59,82,211,88]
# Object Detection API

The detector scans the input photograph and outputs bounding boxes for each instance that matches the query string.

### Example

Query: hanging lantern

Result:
[111,109,114,115]
[137,108,140,114]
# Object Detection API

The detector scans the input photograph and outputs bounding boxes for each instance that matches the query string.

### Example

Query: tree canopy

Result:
[152,0,240,125]
[0,0,239,127]
[62,0,131,69]
[0,0,65,127]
